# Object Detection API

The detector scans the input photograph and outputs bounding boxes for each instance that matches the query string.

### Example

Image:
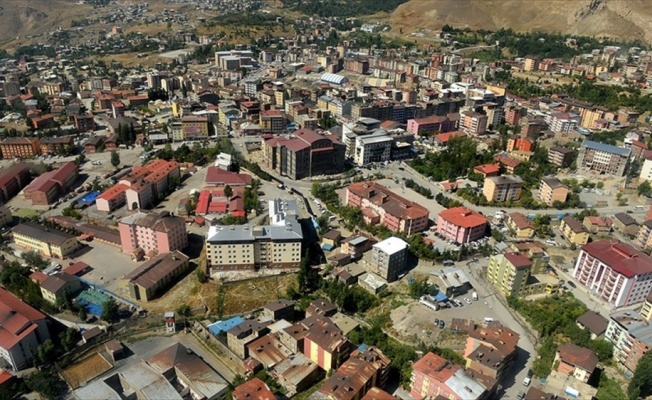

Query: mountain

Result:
[390,0,652,44]
[0,0,93,44]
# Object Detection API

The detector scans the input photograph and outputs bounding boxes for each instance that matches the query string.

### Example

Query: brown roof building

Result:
[0,163,32,203]
[232,378,275,400]
[40,136,74,155]
[120,251,190,302]
[554,344,598,383]
[0,137,40,159]
[23,161,79,205]
[576,310,609,339]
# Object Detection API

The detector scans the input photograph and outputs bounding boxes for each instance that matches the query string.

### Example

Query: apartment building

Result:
[227,319,270,359]
[523,57,540,71]
[205,218,303,271]
[410,352,488,400]
[538,177,570,206]
[548,145,575,168]
[353,130,394,166]
[637,220,652,251]
[465,324,520,380]
[12,222,80,259]
[605,303,652,372]
[406,115,457,136]
[346,181,429,235]
[96,183,129,212]
[487,252,559,297]
[180,115,209,140]
[547,112,580,133]
[259,109,287,133]
[436,207,487,244]
[303,317,352,372]
[40,136,74,155]
[639,151,652,182]
[482,175,523,203]
[577,140,630,176]
[315,346,390,400]
[583,216,612,234]
[461,111,488,136]
[613,213,640,237]
[573,240,652,307]
[505,212,534,238]
[0,164,32,203]
[0,288,50,371]
[560,216,590,245]
[214,50,253,70]
[504,106,521,125]
[0,137,40,159]
[23,161,79,206]
[120,251,191,301]
[118,211,188,258]
[262,129,346,180]
[369,237,408,282]
[506,136,534,153]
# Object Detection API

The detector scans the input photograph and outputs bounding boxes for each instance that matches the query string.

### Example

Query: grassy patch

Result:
[13,208,42,219]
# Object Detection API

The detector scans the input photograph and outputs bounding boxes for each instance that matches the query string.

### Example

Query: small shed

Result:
[105,340,125,362]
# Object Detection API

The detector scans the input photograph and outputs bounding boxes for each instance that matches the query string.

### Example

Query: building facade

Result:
[410,352,487,400]
[538,177,569,207]
[12,222,80,259]
[436,207,487,244]
[483,175,523,203]
[0,137,40,159]
[346,182,429,235]
[577,140,631,176]
[572,240,652,307]
[370,237,408,282]
[118,211,188,257]
[120,251,191,301]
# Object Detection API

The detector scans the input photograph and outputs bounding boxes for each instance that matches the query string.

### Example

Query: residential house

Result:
[576,310,609,340]
[613,213,639,237]
[483,176,523,203]
[39,272,82,304]
[553,344,598,384]
[262,299,295,322]
[232,378,275,400]
[465,324,520,380]
[410,352,488,400]
[227,320,270,359]
[583,216,612,234]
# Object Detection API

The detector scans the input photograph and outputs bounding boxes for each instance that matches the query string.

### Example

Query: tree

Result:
[638,180,652,197]
[195,266,207,283]
[223,184,233,199]
[78,307,87,321]
[38,339,56,365]
[629,351,652,399]
[177,303,191,329]
[100,298,119,322]
[22,251,47,270]
[316,215,330,235]
[110,150,120,168]
[26,369,65,400]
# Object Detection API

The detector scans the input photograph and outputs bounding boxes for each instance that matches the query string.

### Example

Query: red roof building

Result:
[195,188,246,217]
[0,288,51,370]
[23,161,79,206]
[554,344,598,383]
[232,378,275,400]
[573,240,652,307]
[346,181,429,235]
[205,167,252,187]
[437,207,488,244]
[410,352,487,400]
[473,164,500,178]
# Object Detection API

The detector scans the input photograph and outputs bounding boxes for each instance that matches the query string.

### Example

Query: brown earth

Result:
[390,0,652,44]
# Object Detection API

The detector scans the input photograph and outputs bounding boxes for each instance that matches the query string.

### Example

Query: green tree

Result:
[110,150,120,168]
[195,266,208,283]
[316,215,330,235]
[78,307,87,321]
[638,180,652,197]
[100,298,119,322]
[628,351,652,399]
[38,339,56,365]
[223,184,233,198]
[26,369,65,400]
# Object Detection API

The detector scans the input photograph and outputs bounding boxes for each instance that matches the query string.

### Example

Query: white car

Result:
[464,298,472,304]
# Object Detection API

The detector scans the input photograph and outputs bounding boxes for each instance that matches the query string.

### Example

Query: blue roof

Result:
[432,291,448,302]
[208,316,244,335]
[322,244,334,251]
[357,343,369,352]
[583,140,631,156]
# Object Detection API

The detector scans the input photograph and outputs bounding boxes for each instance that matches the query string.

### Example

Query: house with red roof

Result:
[346,181,429,235]
[0,288,51,370]
[554,344,598,383]
[573,240,652,307]
[431,130,466,147]
[410,352,488,400]
[473,164,500,178]
[436,207,487,244]
[195,187,246,217]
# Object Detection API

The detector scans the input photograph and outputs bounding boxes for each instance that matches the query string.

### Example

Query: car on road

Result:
[517,391,525,400]
[464,297,472,304]
[434,318,440,327]
[568,281,577,288]
[439,320,445,329]
[398,167,404,171]
[523,376,531,386]
[527,369,533,378]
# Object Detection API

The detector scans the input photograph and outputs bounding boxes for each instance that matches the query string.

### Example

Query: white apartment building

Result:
[572,240,652,307]
[546,112,581,133]
[639,152,652,182]
[353,130,393,166]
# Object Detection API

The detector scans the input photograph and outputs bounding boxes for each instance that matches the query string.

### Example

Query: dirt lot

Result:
[62,352,113,389]
[143,265,297,317]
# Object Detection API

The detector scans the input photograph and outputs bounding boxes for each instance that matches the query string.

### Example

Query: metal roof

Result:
[206,218,303,243]
[583,140,631,156]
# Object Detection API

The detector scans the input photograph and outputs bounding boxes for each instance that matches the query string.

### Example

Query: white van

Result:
[483,317,494,324]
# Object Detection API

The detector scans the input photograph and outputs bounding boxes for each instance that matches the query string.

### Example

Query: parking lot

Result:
[71,240,136,293]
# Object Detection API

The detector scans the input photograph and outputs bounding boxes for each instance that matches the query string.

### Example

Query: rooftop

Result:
[562,215,587,233]
[582,240,652,277]
[347,181,429,221]
[438,206,488,228]
[12,222,75,246]
[122,251,189,291]
[557,343,599,372]
[0,288,46,350]
[40,272,78,294]
[119,211,185,233]
[232,378,275,400]
[541,176,567,190]
[583,140,631,157]
[509,212,534,230]
[373,236,408,255]
[247,333,293,368]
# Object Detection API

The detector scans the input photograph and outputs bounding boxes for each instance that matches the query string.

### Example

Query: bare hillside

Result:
[390,0,652,44]
[0,0,94,43]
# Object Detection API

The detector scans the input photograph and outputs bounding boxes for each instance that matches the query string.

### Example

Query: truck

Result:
[472,292,478,301]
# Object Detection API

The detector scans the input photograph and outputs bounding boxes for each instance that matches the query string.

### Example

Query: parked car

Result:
[464,297,472,304]
[434,318,440,327]
[568,281,577,288]
[439,320,445,329]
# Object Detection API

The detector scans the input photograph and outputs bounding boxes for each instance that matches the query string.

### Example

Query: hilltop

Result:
[390,0,652,44]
